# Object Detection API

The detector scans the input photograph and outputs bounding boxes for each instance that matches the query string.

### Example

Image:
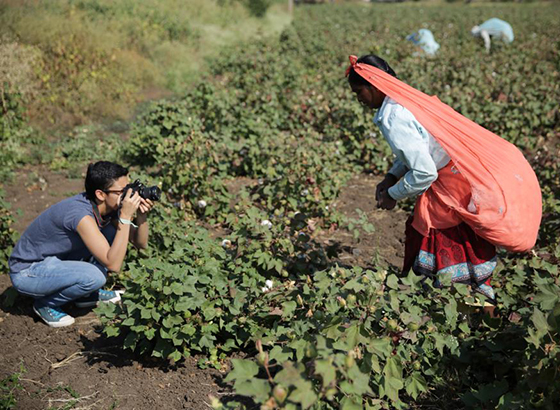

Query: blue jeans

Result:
[9,256,107,308]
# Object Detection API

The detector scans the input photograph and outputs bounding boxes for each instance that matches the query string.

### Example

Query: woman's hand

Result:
[376,174,398,210]
[376,174,398,200]
[120,189,142,220]
[377,189,397,210]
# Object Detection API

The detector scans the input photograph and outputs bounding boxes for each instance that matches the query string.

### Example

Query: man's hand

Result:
[130,198,153,250]
[120,190,141,220]
[138,198,154,216]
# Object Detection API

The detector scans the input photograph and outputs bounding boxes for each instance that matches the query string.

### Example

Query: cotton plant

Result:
[261,279,274,293]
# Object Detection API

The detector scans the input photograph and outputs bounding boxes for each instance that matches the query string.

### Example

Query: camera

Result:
[122,180,161,201]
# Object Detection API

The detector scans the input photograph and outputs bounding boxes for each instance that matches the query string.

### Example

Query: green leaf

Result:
[175,297,196,312]
[345,324,361,349]
[386,274,399,290]
[160,327,172,339]
[432,334,447,356]
[534,284,560,310]
[444,298,458,324]
[274,362,304,387]
[384,376,403,402]
[367,338,392,359]
[401,270,422,289]
[531,308,550,339]
[315,360,336,388]
[145,328,156,340]
[224,359,259,383]
[163,315,183,328]
[140,307,152,319]
[168,350,182,362]
[170,282,185,296]
[405,373,428,400]
[269,346,292,364]
[198,334,216,350]
[122,317,136,327]
[289,380,317,409]
[105,325,120,338]
[282,301,297,318]
[347,366,372,395]
[289,339,308,362]
[151,310,161,322]
[471,380,509,403]
[235,379,271,402]
[383,357,403,401]
[341,397,362,410]
[123,332,139,350]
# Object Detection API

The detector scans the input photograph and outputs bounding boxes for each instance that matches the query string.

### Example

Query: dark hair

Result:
[85,161,128,201]
[348,54,397,87]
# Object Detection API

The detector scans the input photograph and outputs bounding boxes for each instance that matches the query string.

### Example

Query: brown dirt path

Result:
[3,165,84,234]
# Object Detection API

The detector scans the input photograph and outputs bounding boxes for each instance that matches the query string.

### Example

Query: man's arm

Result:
[481,30,491,52]
[77,190,142,272]
[77,216,132,272]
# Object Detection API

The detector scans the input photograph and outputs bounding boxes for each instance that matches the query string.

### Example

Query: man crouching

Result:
[8,161,155,327]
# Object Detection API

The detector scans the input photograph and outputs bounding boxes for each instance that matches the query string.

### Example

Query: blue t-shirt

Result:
[9,193,116,273]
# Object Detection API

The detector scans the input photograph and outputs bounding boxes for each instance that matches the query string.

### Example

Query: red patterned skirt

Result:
[403,217,497,302]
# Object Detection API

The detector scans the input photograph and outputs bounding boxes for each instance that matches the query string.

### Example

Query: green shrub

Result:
[246,0,272,17]
[0,190,19,274]
[0,38,39,179]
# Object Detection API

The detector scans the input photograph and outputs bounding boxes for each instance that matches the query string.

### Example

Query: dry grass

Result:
[0,0,292,126]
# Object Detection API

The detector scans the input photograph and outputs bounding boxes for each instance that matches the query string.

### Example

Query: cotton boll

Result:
[197,200,207,209]
[265,279,274,289]
[261,220,272,228]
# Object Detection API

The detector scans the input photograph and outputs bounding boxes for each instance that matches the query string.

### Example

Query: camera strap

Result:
[90,200,112,229]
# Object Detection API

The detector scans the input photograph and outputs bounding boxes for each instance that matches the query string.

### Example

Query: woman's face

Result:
[350,83,385,109]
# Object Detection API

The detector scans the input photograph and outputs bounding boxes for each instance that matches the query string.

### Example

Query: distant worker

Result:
[406,29,440,56]
[471,18,514,52]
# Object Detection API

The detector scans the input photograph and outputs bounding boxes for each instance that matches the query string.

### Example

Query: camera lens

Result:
[140,186,161,201]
